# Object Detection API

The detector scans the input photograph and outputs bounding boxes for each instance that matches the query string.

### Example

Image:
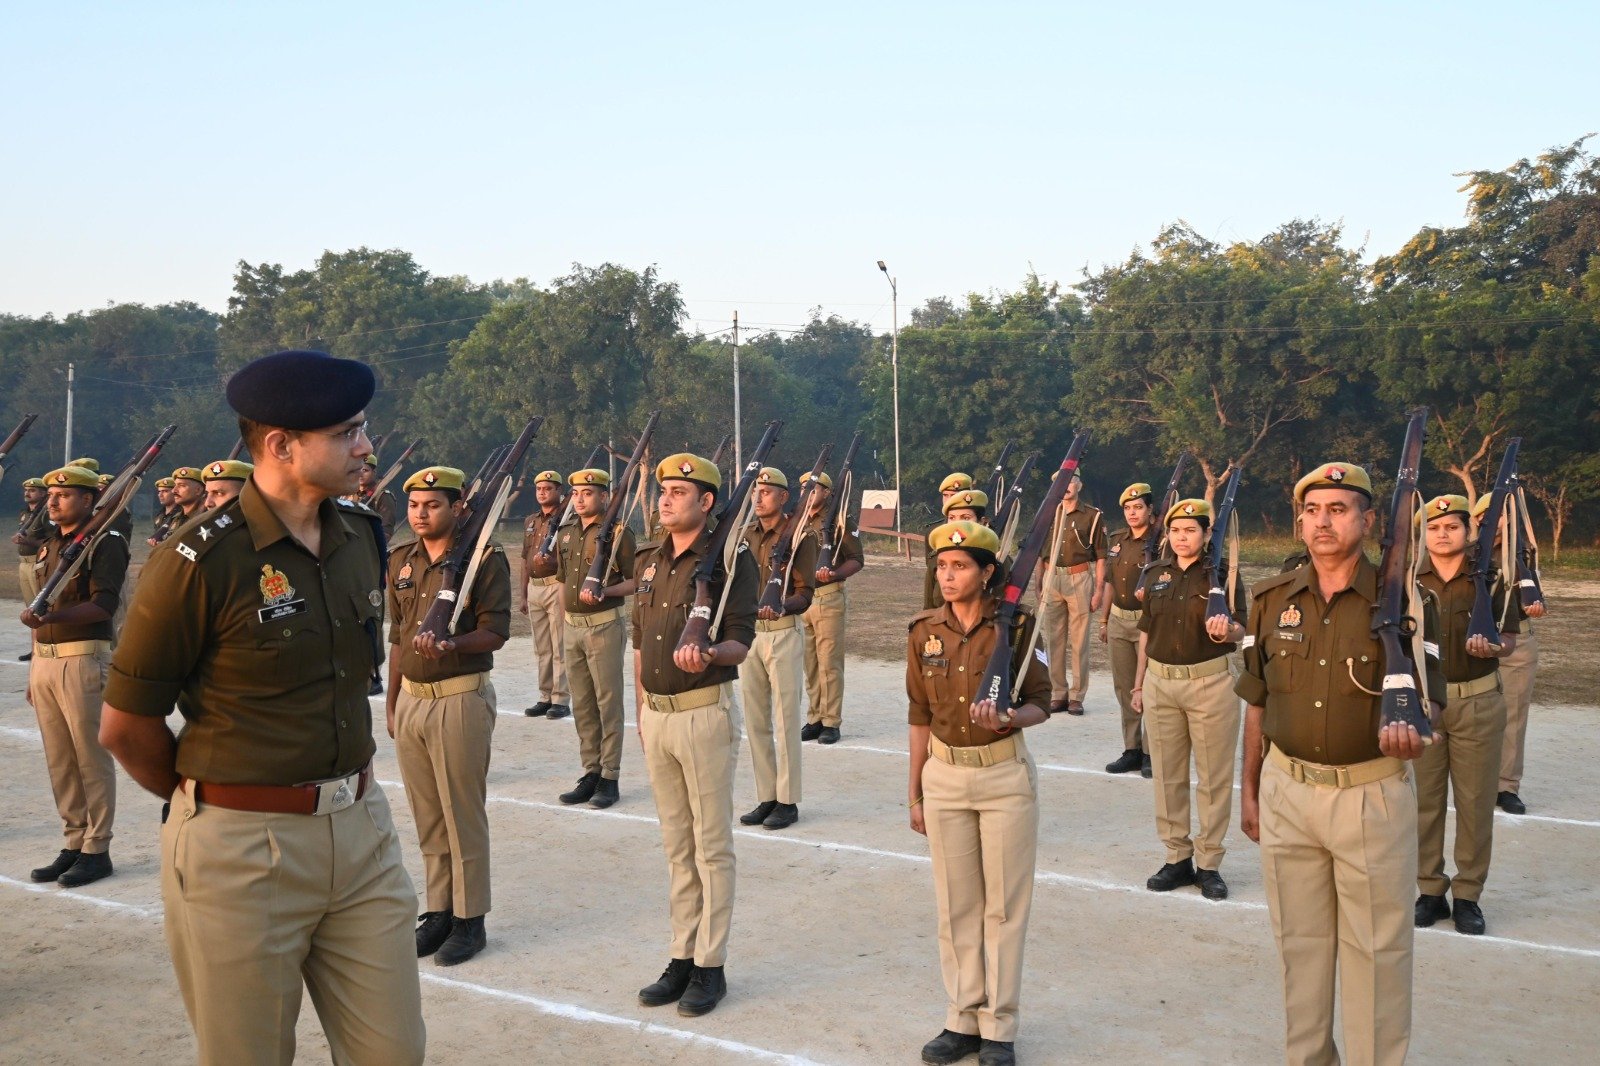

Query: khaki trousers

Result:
[395,677,496,918]
[1107,610,1144,751]
[18,557,41,599]
[802,586,848,727]
[923,738,1039,1043]
[641,682,741,967]
[1260,753,1415,1066]
[1498,628,1538,793]
[1144,665,1240,869]
[1039,567,1093,703]
[741,624,804,804]
[1416,684,1506,901]
[161,781,425,1066]
[527,579,568,704]
[30,649,115,853]
[564,616,627,779]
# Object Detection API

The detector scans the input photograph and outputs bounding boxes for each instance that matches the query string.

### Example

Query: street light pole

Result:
[732,311,743,470]
[64,361,75,463]
[877,261,901,532]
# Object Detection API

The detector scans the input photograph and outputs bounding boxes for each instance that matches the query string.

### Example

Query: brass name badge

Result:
[1274,631,1305,643]
[920,656,949,669]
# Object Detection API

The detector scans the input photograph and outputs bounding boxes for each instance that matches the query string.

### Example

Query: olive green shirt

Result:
[1137,551,1247,664]
[105,481,386,786]
[743,517,817,611]
[1235,555,1447,765]
[34,526,129,644]
[906,600,1051,748]
[1049,502,1106,568]
[17,503,50,557]
[387,537,511,683]
[1106,527,1154,612]
[631,528,758,696]
[520,504,564,592]
[556,514,636,614]
[1417,551,1519,683]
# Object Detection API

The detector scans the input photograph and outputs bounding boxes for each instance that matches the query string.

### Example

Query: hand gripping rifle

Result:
[1467,437,1521,647]
[1203,464,1245,631]
[818,431,863,568]
[417,418,541,639]
[0,413,40,480]
[370,438,423,499]
[983,440,1016,512]
[1372,407,1434,740]
[994,452,1038,561]
[976,431,1090,716]
[1135,451,1191,599]
[581,411,660,600]
[756,443,833,614]
[31,424,177,615]
[676,420,783,656]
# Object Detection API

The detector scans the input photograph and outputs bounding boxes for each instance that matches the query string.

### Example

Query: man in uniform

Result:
[96,473,136,540]
[739,467,815,832]
[800,470,864,745]
[355,453,398,536]
[99,350,426,1065]
[1237,462,1443,1066]
[632,452,758,1017]
[15,475,50,602]
[387,465,510,966]
[148,476,181,546]
[1471,492,1544,815]
[21,464,129,888]
[1414,494,1518,936]
[520,470,569,719]
[1036,471,1107,716]
[531,466,634,809]
[923,472,973,610]
[168,465,207,528]
[203,459,253,511]
[1101,482,1154,776]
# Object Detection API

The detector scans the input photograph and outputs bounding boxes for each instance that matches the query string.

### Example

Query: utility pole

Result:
[732,311,743,471]
[877,262,902,532]
[64,362,75,463]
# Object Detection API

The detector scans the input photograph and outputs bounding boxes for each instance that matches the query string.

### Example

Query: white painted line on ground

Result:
[0,875,836,1066]
[1,725,40,744]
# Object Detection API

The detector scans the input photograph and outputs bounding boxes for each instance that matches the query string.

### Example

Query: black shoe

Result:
[590,777,619,809]
[369,679,384,697]
[30,849,81,883]
[1497,791,1527,815]
[1066,699,1086,716]
[1140,754,1152,779]
[800,721,823,742]
[677,965,727,1017]
[524,700,552,718]
[561,772,599,805]
[639,958,695,1006]
[19,651,32,662]
[1105,749,1143,774]
[1414,894,1450,927]
[763,803,799,830]
[978,1040,1017,1066]
[1453,898,1486,936]
[1048,701,1071,717]
[416,910,455,957]
[1146,858,1196,892]
[435,915,486,965]
[56,850,112,888]
[1196,868,1228,900]
[740,800,778,826]
[921,1029,983,1065]
[818,726,841,745]
[545,703,571,720]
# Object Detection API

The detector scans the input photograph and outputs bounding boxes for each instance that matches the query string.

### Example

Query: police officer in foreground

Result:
[632,453,757,1017]
[1101,483,1154,776]
[387,465,510,966]
[202,459,253,511]
[1237,462,1443,1066]
[23,464,130,888]
[520,469,570,719]
[100,350,425,1065]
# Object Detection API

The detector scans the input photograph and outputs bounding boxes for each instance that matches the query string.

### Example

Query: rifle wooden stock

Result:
[1373,408,1433,739]
[975,431,1090,717]
[582,411,660,598]
[0,413,40,470]
[756,443,833,614]
[676,421,782,655]
[1468,438,1521,646]
[1204,465,1244,626]
[370,438,423,499]
[226,436,245,461]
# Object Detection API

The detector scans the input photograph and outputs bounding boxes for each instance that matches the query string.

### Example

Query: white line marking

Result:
[0,873,160,918]
[1,725,40,744]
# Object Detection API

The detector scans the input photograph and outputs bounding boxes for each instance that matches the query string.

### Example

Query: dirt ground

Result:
[1,543,1597,1064]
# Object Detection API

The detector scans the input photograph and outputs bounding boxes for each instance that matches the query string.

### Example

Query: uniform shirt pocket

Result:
[1264,635,1310,694]
[1335,638,1382,697]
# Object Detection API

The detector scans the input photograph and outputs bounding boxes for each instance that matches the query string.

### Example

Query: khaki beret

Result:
[46,465,100,490]
[1470,493,1493,520]
[1293,462,1373,506]
[1165,498,1212,527]
[1119,482,1154,506]
[154,477,175,489]
[927,520,1001,557]
[801,471,833,490]
[69,457,99,473]
[1425,494,1472,523]
[97,474,115,487]
[362,454,379,468]
[22,477,46,489]
[939,472,974,493]
[942,489,990,516]
[755,467,789,489]
[657,453,722,491]
[404,466,466,493]
[172,466,204,484]
[533,470,564,486]
[569,467,611,488]
[205,460,253,482]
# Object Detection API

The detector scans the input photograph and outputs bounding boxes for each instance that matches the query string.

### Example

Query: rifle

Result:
[1510,483,1544,610]
[1136,451,1191,599]
[1202,465,1245,631]
[417,418,542,639]
[0,413,40,479]
[370,438,423,499]
[1467,438,1521,647]
[756,443,833,614]
[31,425,177,615]
[983,440,1017,513]
[226,436,246,461]
[581,411,660,599]
[467,444,509,503]
[818,431,864,568]
[976,431,1090,715]
[676,420,783,656]
[1372,407,1434,740]
[994,452,1039,561]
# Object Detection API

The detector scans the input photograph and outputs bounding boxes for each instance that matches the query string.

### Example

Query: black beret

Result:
[226,350,376,430]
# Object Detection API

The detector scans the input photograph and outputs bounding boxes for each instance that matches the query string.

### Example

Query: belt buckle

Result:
[313,775,359,816]
[955,747,983,768]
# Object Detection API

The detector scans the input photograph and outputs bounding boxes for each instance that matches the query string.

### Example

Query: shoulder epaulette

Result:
[172,500,247,563]
[337,496,376,514]
[908,606,943,630]
[1249,569,1300,598]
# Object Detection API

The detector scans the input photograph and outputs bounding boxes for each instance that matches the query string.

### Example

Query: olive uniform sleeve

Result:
[907,624,932,726]
[614,526,638,582]
[1421,591,1448,709]
[104,543,210,717]
[1087,510,1108,560]
[87,532,131,616]
[719,546,759,650]
[471,547,513,640]
[789,529,818,605]
[1013,612,1051,711]
[1234,586,1270,706]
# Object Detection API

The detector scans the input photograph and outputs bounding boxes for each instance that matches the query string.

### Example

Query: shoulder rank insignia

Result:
[1278,604,1302,628]
[260,564,295,606]
[922,634,945,657]
[215,513,233,528]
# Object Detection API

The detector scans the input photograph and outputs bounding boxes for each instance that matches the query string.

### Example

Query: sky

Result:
[3,1,1595,337]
